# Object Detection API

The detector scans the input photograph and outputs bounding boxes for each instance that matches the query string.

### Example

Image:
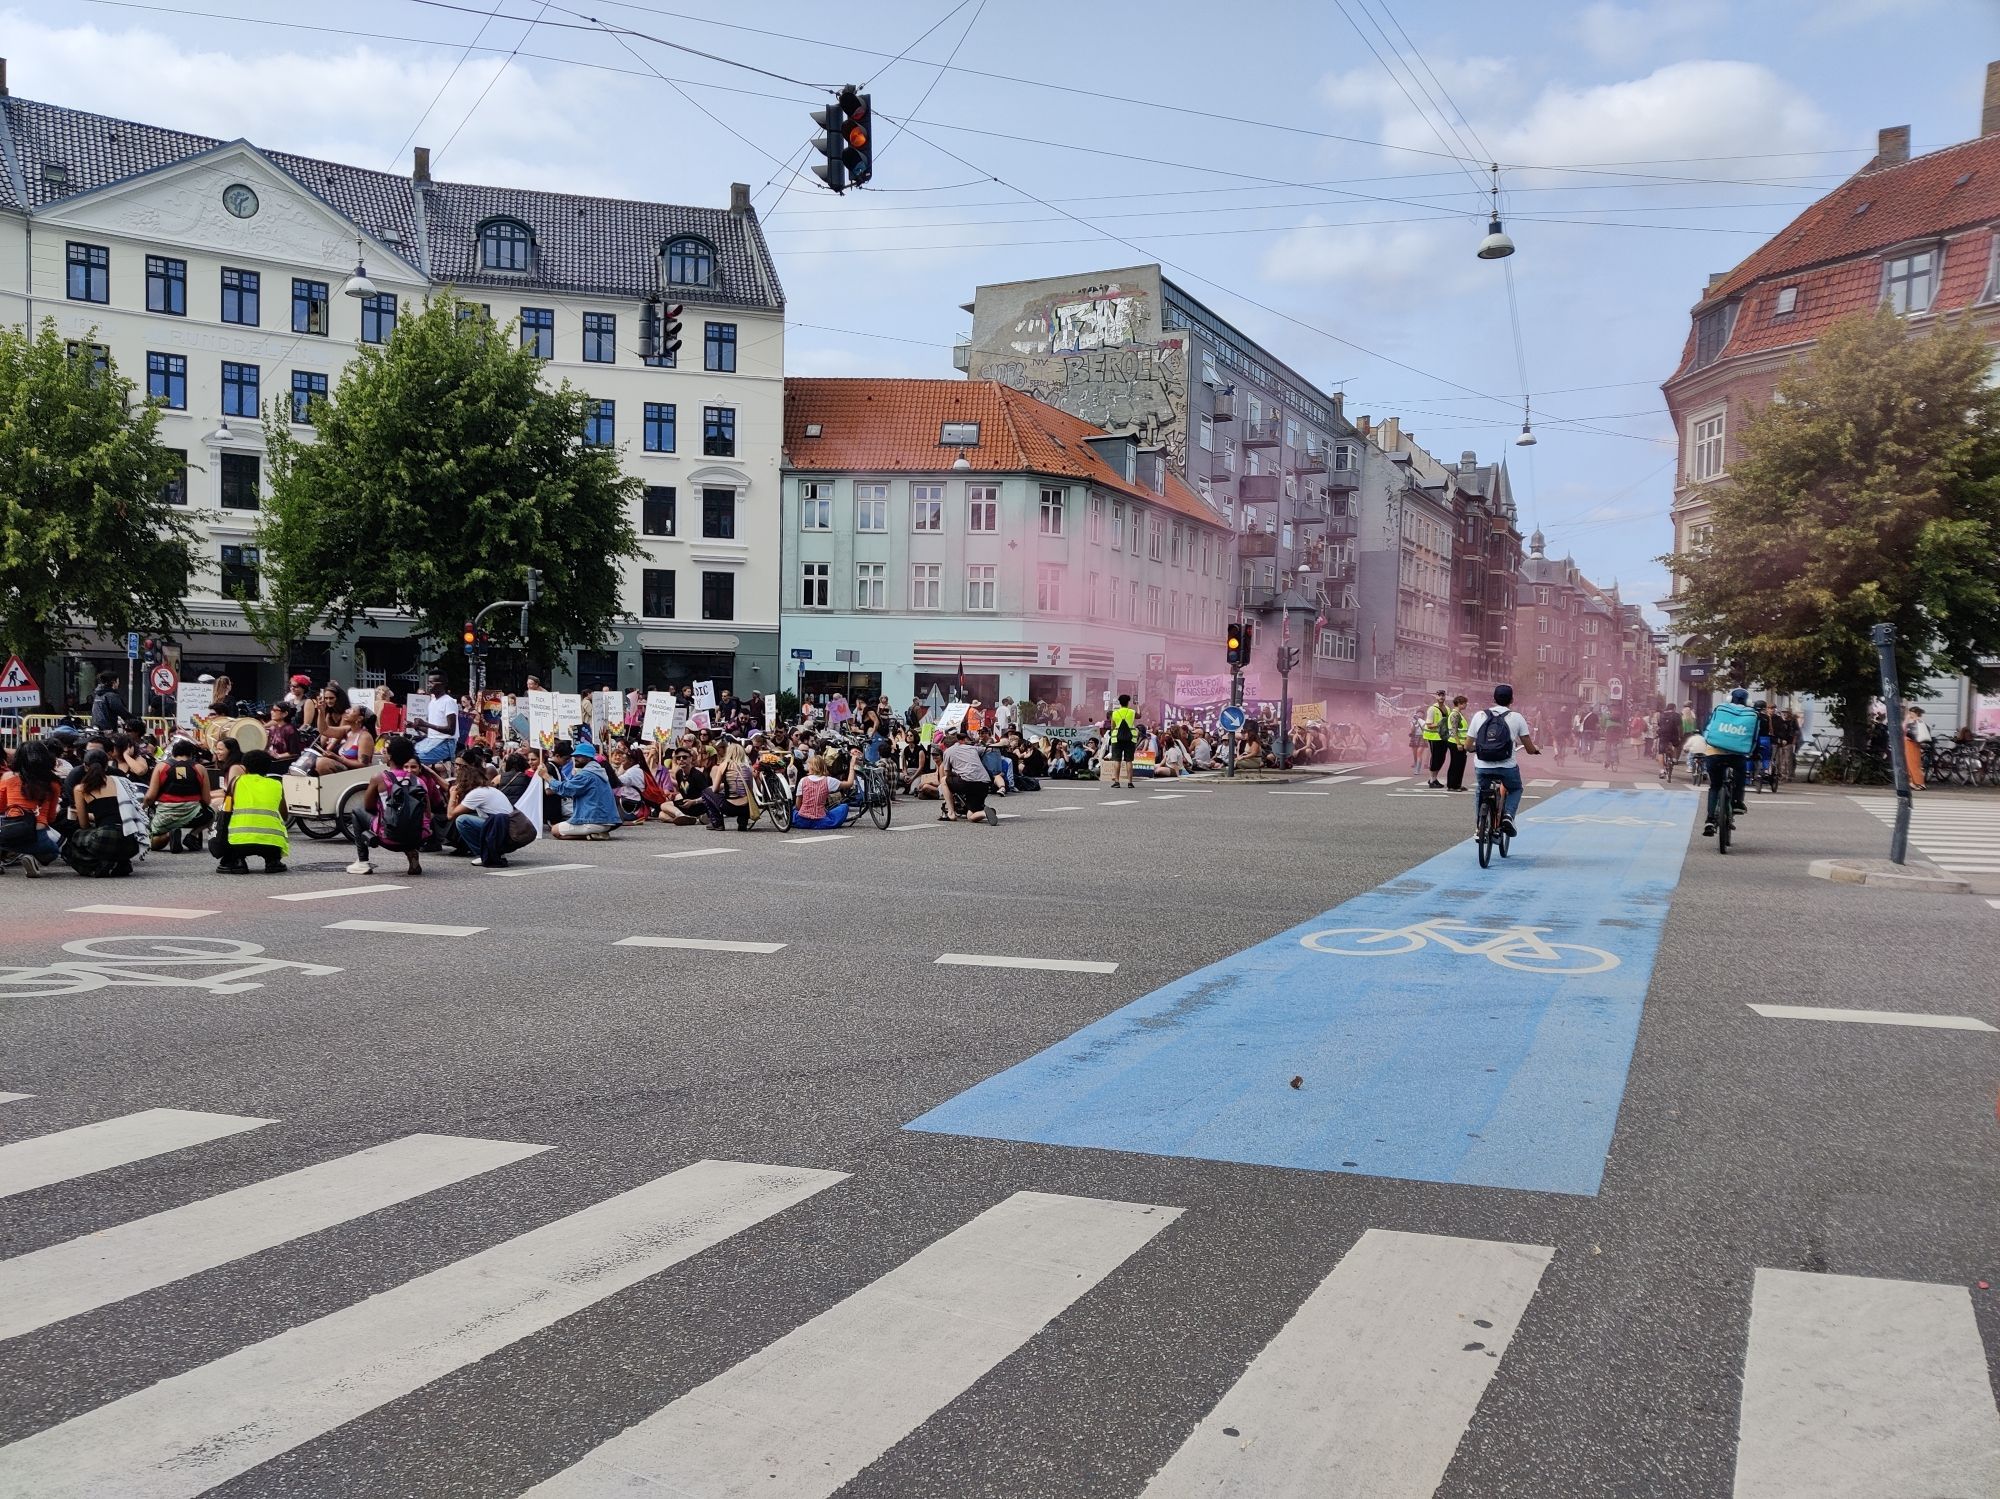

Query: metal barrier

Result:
[0,714,177,749]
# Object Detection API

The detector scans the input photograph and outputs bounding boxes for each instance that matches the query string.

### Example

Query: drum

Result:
[201,716,267,753]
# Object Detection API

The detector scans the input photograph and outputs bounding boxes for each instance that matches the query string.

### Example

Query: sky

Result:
[5,0,1997,619]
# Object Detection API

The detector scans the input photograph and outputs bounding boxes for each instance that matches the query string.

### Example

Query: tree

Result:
[262,294,641,686]
[0,319,197,668]
[1665,308,2000,742]
[231,515,330,681]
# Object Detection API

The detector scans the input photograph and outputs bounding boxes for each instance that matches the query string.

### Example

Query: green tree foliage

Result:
[0,320,197,665]
[263,295,640,685]
[231,511,328,681]
[1665,308,2000,738]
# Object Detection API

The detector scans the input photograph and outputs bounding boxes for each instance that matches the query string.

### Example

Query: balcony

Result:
[1324,467,1359,491]
[1316,604,1359,633]
[1291,448,1327,475]
[1210,389,1236,422]
[1321,511,1358,540]
[1238,473,1282,503]
[1239,531,1278,558]
[1241,419,1282,448]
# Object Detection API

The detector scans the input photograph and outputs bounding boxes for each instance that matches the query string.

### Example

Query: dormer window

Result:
[940,420,979,446]
[1693,302,1737,368]
[1772,285,1799,317]
[479,219,533,273]
[665,237,714,287]
[1883,247,1938,315]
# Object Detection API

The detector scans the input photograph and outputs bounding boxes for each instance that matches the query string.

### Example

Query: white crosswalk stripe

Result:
[0,1108,272,1200]
[1851,797,2000,873]
[528,1191,1178,1498]
[0,1092,30,1104]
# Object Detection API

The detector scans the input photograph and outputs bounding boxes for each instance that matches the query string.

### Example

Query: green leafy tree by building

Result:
[1665,308,2000,741]
[262,295,641,686]
[0,320,197,669]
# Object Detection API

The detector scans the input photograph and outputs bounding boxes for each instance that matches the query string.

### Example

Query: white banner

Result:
[641,691,677,745]
[692,679,717,712]
[175,681,213,730]
[349,687,378,717]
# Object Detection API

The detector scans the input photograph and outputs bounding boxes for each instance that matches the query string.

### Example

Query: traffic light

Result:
[462,621,478,657]
[661,303,683,363]
[525,569,542,605]
[1240,618,1256,663]
[1225,622,1245,667]
[638,298,660,359]
[638,300,684,363]
[811,85,873,193]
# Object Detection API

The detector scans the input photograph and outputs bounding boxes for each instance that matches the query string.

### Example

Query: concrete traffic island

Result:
[1808,857,1971,894]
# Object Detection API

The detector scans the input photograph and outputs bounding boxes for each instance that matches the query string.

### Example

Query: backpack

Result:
[1705,702,1758,756]
[380,770,429,847]
[1472,710,1515,763]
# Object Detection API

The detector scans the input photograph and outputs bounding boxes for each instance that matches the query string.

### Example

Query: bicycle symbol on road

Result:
[0,936,343,1001]
[1525,814,1677,828]
[1300,919,1620,975]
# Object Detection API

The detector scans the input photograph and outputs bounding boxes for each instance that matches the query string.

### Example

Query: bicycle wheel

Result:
[1717,800,1732,853]
[1475,797,1494,868]
[767,780,792,831]
[868,774,892,829]
[1498,814,1512,859]
[1301,927,1426,956]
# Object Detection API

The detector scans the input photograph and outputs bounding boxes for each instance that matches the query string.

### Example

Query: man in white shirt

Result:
[1466,684,1538,838]
[994,696,1015,735]
[416,673,458,766]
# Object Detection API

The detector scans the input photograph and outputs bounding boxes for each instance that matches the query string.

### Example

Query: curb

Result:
[1807,857,1972,894]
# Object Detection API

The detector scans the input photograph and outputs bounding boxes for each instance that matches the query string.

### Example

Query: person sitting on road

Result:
[1466,684,1539,839]
[1,740,66,877]
[545,746,621,840]
[449,756,528,868]
[213,749,290,875]
[699,742,753,832]
[143,739,212,853]
[791,754,860,830]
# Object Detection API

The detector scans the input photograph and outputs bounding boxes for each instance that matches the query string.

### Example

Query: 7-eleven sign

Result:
[0,654,41,711]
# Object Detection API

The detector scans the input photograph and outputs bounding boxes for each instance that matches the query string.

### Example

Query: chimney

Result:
[412,146,431,186]
[1870,125,1910,170]
[1,58,9,96]
[1331,391,1344,417]
[729,182,751,216]
[1985,60,2000,137]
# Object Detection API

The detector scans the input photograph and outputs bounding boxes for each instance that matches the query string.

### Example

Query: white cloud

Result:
[1259,216,1469,295]
[1573,2,1726,66]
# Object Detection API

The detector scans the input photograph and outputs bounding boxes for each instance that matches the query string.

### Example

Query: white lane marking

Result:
[1142,1229,1552,1499]
[1582,779,1611,789]
[1040,805,1085,812]
[526,1191,1178,1499]
[1987,898,2000,909]
[616,937,787,955]
[1748,1003,1996,1032]
[780,835,851,845]
[488,863,594,877]
[890,821,945,832]
[0,1159,847,1499]
[325,920,487,937]
[268,884,408,902]
[1100,799,1138,806]
[1150,793,1188,800]
[0,1109,275,1201]
[937,952,1119,975]
[1270,790,1330,796]
[1528,778,1557,787]
[0,1134,547,1341]
[0,1093,32,1105]
[654,847,739,860]
[1734,1268,2000,1498]
[1364,776,1407,785]
[68,905,217,921]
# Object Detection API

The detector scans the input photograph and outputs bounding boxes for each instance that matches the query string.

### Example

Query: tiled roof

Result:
[785,378,1230,531]
[0,95,781,308]
[1672,133,2000,378]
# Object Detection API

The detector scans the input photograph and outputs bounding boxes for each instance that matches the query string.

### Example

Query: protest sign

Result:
[552,692,583,738]
[175,680,213,730]
[692,680,717,712]
[641,691,677,746]
[1173,673,1232,706]
[349,687,378,717]
[1292,701,1326,727]
[936,701,969,734]
[526,690,556,751]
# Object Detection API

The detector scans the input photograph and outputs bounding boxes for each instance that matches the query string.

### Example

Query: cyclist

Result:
[1655,701,1684,782]
[1701,688,1757,837]
[1466,684,1539,839]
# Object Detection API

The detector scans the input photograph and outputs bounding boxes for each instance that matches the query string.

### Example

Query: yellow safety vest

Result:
[1422,703,1447,741]
[1448,710,1469,746]
[226,773,290,853]
[1110,706,1138,745]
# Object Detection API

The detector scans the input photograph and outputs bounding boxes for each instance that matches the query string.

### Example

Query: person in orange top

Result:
[963,699,985,735]
[1,739,66,874]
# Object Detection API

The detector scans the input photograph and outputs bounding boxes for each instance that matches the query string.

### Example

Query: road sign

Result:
[149,663,179,698]
[835,649,860,663]
[126,631,141,660]
[0,654,39,711]
[790,648,813,660]
[1218,704,1247,731]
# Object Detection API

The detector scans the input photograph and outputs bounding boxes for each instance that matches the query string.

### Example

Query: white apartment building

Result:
[0,70,785,702]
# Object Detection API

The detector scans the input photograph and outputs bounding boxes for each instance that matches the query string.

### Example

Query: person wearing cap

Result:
[1700,688,1757,835]
[283,674,314,715]
[543,744,620,839]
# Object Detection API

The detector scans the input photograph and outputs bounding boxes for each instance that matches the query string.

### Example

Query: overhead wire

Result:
[1332,0,1486,194]
[384,0,510,172]
[873,0,986,165]
[432,0,556,166]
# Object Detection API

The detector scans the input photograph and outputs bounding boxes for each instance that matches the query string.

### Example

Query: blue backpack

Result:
[1705,702,1758,755]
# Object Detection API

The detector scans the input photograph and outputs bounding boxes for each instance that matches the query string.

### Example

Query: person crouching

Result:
[213,749,290,874]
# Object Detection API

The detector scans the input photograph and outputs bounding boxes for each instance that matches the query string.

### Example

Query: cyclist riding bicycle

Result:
[1702,688,1756,836]
[1466,684,1540,838]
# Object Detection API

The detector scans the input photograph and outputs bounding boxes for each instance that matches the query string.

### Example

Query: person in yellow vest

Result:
[214,748,290,874]
[1104,695,1140,788]
[1445,694,1472,792]
[1422,688,1451,787]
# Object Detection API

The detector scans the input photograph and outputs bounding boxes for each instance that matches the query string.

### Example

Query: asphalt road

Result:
[1,763,1996,1498]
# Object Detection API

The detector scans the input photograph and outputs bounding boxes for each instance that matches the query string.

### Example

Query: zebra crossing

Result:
[2,1097,1995,1497]
[1852,796,2000,875]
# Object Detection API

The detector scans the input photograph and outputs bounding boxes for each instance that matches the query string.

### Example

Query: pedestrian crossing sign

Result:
[0,653,39,711]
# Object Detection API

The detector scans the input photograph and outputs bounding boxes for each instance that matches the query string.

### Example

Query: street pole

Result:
[1276,624,1293,767]
[1871,622,1911,864]
[1226,668,1242,778]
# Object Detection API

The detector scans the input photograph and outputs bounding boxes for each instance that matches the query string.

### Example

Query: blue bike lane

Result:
[908,788,1696,1196]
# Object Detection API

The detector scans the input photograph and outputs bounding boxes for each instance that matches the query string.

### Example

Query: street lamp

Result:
[206,418,235,444]
[1476,165,1515,260]
[340,237,377,301]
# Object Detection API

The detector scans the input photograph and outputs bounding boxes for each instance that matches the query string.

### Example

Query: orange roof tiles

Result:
[784,378,1229,531]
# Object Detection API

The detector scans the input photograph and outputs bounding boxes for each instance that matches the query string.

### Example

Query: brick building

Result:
[1661,60,2000,723]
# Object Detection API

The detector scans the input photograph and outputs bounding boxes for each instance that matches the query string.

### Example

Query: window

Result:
[66,242,109,303]
[642,486,676,536]
[1536,645,1548,663]
[665,237,713,286]
[703,406,735,457]
[702,487,736,539]
[161,450,187,507]
[1087,571,1101,618]
[1884,248,1938,315]
[1036,564,1063,613]
[941,420,979,446]
[145,256,186,316]
[1772,285,1799,318]
[350,292,395,345]
[583,312,616,363]
[585,399,615,447]
[1039,485,1066,536]
[1089,495,1105,543]
[218,452,260,511]
[704,321,737,372]
[520,307,554,359]
[221,268,260,326]
[1111,503,1125,548]
[966,564,997,611]
[968,485,998,532]
[1538,615,1549,634]
[1170,525,1184,566]
[912,483,943,531]
[701,570,735,621]
[146,352,186,410]
[856,483,888,531]
[642,568,676,619]
[1285,417,1299,449]
[801,481,833,530]
[910,564,940,610]
[1224,441,1237,473]
[292,279,329,336]
[856,562,886,610]
[480,219,533,272]
[290,371,327,424]
[1148,517,1164,562]
[221,361,260,418]
[800,562,829,609]
[1691,411,1725,482]
[1201,351,1217,386]
[1198,413,1213,451]
[220,543,260,599]
[1693,302,1736,367]
[1131,579,1140,621]
[643,402,677,453]
[1147,585,1162,627]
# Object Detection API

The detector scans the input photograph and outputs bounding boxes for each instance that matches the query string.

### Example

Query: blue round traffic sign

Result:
[1219,705,1246,731]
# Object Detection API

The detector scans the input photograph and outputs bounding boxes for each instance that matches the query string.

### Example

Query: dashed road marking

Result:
[1100,799,1138,807]
[653,847,740,860]
[325,920,487,937]
[68,905,217,921]
[1748,1003,1996,1032]
[936,953,1119,975]
[269,884,409,902]
[488,864,594,877]
[615,937,787,955]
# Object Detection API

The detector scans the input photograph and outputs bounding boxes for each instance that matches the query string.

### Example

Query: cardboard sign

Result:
[936,702,969,734]
[1292,701,1326,727]
[589,690,612,739]
[526,689,556,751]
[553,692,583,737]
[692,679,717,713]
[0,654,39,712]
[349,687,378,717]
[764,694,777,731]
[641,691,677,746]
[689,709,711,732]
[174,680,213,730]
[406,693,433,737]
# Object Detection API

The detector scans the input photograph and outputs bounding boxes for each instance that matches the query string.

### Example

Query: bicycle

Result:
[1713,758,1738,854]
[750,758,794,831]
[1475,774,1510,868]
[815,732,894,831]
